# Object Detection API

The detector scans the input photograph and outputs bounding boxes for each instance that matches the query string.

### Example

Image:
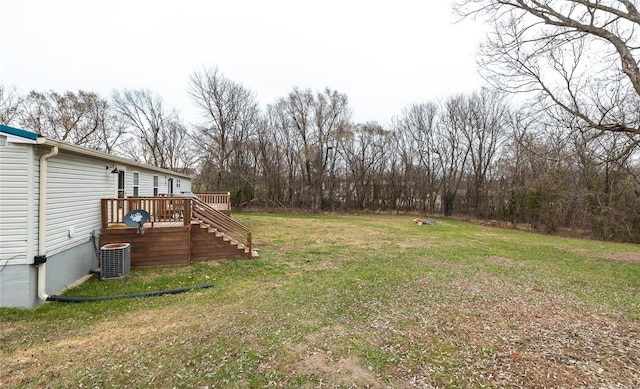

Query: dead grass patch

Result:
[284,325,380,388]
[0,322,24,337]
[569,247,640,264]
[294,353,379,388]
[407,275,640,387]
[474,231,518,242]
[487,255,524,267]
[2,306,189,385]
[396,239,434,250]
[601,252,640,264]
[287,260,341,272]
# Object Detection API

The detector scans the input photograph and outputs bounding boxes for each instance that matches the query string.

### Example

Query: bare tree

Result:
[460,89,510,216]
[456,0,640,135]
[340,122,390,210]
[162,119,197,171]
[0,84,23,126]
[20,89,124,152]
[188,67,260,196]
[284,87,316,209]
[317,90,352,211]
[112,89,188,169]
[570,127,640,239]
[383,133,404,214]
[497,111,538,226]
[437,95,471,216]
[393,102,441,214]
[284,87,352,212]
[266,99,303,207]
[255,114,283,208]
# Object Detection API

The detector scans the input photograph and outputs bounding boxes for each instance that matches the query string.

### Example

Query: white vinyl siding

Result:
[159,176,168,195]
[2,144,193,259]
[123,171,190,197]
[138,172,154,196]
[123,170,161,197]
[0,139,36,265]
[45,152,115,256]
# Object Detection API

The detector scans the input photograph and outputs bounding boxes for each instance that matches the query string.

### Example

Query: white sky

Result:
[0,0,486,126]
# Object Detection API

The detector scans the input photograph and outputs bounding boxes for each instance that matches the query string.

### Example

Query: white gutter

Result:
[42,138,193,180]
[38,145,58,301]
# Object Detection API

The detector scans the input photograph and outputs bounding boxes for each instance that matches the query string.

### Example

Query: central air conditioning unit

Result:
[100,243,131,280]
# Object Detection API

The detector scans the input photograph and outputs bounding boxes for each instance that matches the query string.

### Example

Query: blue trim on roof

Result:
[0,124,38,141]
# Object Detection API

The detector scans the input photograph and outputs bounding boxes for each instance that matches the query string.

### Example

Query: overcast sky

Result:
[0,0,486,125]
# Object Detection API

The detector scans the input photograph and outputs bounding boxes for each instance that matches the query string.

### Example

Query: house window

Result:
[133,172,139,197]
[153,175,159,196]
[176,178,181,188]
[117,170,125,199]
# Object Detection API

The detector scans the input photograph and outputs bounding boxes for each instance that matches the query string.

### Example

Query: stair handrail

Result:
[190,197,252,257]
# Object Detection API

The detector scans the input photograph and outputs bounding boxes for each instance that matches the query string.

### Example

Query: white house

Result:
[0,124,193,308]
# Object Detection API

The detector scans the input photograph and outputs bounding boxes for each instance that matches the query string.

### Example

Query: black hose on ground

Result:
[46,283,214,303]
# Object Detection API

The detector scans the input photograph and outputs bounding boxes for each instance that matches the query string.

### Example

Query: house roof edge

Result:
[41,138,194,179]
[0,124,193,179]
[0,124,39,141]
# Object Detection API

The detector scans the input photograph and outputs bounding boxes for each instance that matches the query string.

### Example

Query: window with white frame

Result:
[153,175,159,196]
[133,172,139,196]
[176,178,181,189]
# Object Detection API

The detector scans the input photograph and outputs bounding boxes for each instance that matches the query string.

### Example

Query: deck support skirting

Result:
[100,223,247,268]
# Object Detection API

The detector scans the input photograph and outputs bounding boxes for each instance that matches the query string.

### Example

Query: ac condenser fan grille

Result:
[100,243,131,280]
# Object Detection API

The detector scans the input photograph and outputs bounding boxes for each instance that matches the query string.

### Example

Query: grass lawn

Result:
[1,213,639,388]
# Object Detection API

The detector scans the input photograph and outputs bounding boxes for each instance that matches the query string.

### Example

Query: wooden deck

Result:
[106,221,186,229]
[100,194,254,268]
[194,192,231,214]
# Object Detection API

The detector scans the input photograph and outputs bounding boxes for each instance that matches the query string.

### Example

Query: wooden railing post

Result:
[101,199,108,229]
[184,198,191,226]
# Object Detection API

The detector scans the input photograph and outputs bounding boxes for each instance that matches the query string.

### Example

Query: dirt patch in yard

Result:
[568,248,640,264]
[294,353,379,388]
[0,322,24,337]
[286,325,380,388]
[600,251,640,264]
[487,255,525,267]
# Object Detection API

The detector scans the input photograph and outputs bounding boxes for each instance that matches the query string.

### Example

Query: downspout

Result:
[37,145,58,301]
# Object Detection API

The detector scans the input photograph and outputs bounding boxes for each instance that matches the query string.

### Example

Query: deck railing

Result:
[101,196,252,257]
[101,197,191,228]
[194,192,231,212]
[191,197,252,256]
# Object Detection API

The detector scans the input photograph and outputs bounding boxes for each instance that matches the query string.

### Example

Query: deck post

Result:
[101,199,108,229]
[184,198,191,226]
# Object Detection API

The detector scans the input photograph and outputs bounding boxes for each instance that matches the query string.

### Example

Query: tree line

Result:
[2,76,639,242]
[3,1,640,242]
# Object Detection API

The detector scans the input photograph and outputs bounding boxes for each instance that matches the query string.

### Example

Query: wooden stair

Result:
[191,215,258,258]
[190,197,255,259]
